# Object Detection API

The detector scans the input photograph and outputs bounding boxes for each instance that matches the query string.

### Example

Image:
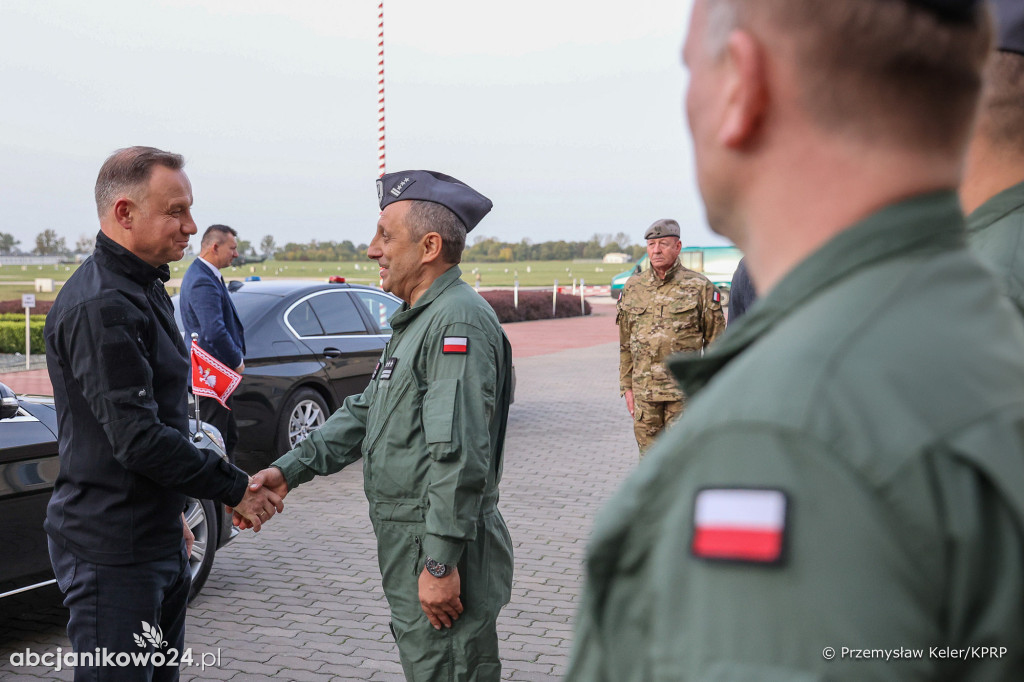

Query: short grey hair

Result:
[699,0,991,153]
[94,146,185,217]
[406,200,467,265]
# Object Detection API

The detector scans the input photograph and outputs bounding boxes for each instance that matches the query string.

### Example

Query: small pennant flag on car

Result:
[691,488,787,564]
[442,336,469,354]
[190,340,242,409]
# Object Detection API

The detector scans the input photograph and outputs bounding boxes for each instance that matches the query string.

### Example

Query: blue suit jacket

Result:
[180,259,246,369]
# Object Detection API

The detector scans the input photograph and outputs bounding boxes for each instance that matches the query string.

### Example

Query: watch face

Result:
[425,558,449,578]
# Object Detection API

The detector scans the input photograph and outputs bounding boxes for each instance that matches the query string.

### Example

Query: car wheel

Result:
[277,387,329,455]
[185,497,218,603]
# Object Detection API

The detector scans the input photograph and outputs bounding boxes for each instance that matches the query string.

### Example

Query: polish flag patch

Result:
[443,336,469,354]
[691,488,787,564]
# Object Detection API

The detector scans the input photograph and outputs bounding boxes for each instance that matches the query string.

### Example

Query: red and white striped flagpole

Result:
[377,0,386,178]
[377,0,386,290]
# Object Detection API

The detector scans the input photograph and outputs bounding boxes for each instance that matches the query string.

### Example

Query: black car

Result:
[172,280,401,461]
[0,382,236,604]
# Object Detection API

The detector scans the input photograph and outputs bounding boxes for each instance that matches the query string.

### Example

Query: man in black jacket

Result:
[44,146,281,682]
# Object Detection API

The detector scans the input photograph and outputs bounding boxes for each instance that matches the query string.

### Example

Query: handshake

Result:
[226,467,290,532]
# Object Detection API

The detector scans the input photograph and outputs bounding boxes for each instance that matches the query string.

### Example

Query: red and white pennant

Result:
[190,340,242,409]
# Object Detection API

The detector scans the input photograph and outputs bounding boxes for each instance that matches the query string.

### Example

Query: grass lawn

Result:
[0,258,627,301]
[217,259,623,288]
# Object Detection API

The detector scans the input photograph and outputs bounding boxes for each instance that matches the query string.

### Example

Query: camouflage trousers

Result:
[632,397,685,456]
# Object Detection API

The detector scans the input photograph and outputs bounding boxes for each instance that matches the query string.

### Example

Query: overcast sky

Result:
[0,0,724,253]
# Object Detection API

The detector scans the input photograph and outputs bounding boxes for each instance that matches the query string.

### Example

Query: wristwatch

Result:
[424,557,453,578]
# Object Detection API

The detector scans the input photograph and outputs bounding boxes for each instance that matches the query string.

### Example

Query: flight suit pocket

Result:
[422,378,458,461]
[364,379,412,456]
[411,534,425,577]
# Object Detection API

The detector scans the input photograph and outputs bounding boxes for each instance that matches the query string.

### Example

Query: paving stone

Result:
[0,307,636,680]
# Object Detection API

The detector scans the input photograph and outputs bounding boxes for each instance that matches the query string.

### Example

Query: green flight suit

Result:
[567,193,1024,681]
[274,265,514,682]
[966,179,1024,316]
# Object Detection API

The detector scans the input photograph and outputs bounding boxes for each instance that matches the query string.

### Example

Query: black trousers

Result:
[195,396,237,464]
[48,538,190,682]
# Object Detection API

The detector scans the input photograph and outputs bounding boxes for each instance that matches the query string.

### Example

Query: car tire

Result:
[277,387,329,455]
[185,497,218,603]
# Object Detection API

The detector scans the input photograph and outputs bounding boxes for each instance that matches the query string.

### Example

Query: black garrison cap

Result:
[907,0,982,21]
[991,0,1024,54]
[376,170,493,233]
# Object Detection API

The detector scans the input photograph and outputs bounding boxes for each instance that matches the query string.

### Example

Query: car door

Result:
[290,290,388,405]
[0,398,59,594]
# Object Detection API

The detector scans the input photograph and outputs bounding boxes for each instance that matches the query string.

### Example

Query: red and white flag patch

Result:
[691,488,787,564]
[443,336,469,354]
[712,289,722,303]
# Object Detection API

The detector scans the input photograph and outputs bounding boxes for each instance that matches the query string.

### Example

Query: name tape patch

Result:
[442,336,469,354]
[691,488,787,565]
[380,357,398,380]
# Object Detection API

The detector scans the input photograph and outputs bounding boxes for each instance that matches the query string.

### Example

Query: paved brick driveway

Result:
[0,301,637,681]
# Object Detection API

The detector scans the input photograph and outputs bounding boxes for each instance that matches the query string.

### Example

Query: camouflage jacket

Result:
[617,262,726,401]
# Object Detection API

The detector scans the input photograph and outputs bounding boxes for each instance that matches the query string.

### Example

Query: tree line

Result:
[1,230,647,263]
[0,230,84,257]
[463,235,645,262]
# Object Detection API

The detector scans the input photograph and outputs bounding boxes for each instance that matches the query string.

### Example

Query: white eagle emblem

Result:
[200,367,217,389]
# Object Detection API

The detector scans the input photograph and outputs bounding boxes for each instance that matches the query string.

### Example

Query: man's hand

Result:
[625,389,635,417]
[227,481,284,532]
[232,467,289,530]
[418,566,463,630]
[182,512,194,558]
[236,362,245,373]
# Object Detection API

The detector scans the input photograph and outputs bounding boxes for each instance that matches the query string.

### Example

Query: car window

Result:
[307,292,368,336]
[287,301,324,337]
[230,292,279,327]
[353,291,401,332]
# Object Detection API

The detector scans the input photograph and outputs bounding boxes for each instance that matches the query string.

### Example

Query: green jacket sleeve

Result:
[272,382,374,489]
[419,321,501,566]
[573,424,1024,680]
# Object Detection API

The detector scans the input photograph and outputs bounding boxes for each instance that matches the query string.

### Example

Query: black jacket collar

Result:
[92,231,171,285]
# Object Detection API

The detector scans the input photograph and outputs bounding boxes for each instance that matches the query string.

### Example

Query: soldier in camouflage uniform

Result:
[617,218,725,453]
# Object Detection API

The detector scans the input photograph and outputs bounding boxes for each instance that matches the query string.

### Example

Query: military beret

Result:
[991,0,1024,55]
[376,170,493,233]
[644,219,681,241]
[905,0,982,21]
